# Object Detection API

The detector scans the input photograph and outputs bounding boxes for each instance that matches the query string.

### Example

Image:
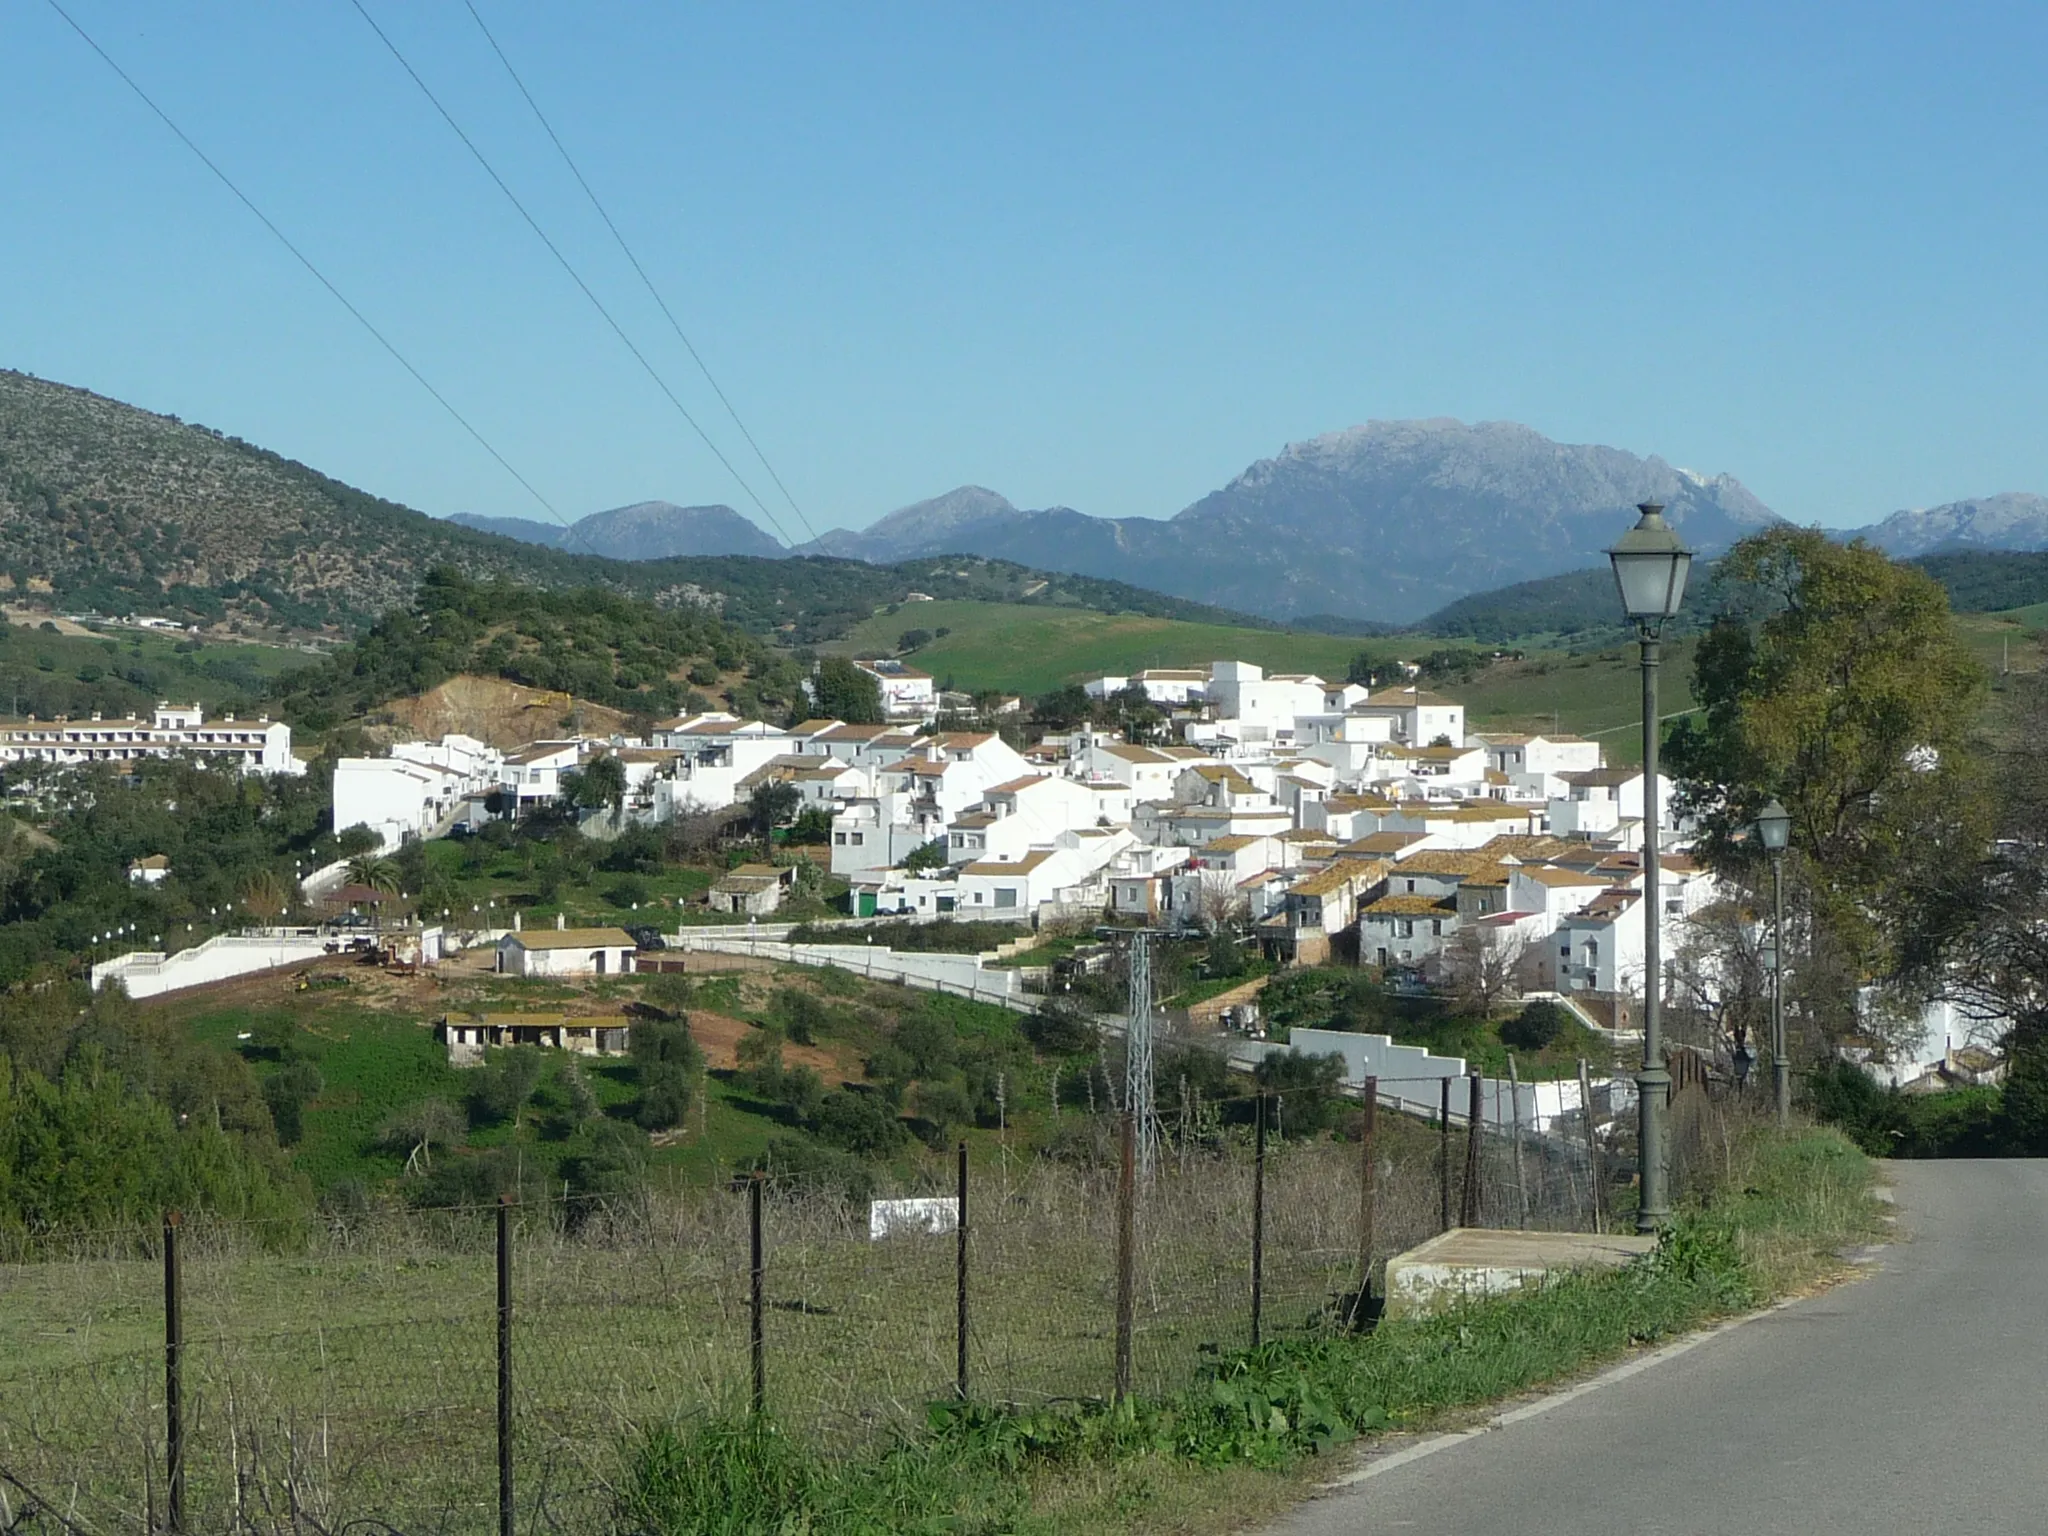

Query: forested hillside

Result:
[0,370,1265,642]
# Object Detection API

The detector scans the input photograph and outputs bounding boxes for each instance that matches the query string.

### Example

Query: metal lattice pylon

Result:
[1126,931,1159,1181]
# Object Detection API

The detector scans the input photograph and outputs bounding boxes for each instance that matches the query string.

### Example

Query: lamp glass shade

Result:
[1756,798,1792,853]
[1607,503,1695,621]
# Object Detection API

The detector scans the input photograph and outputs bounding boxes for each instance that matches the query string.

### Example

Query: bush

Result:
[809,1086,909,1158]
[467,1047,545,1127]
[632,1018,703,1131]
[750,1135,878,1205]
[1502,1000,1571,1052]
[1250,1051,1347,1136]
[1022,1000,1099,1057]
[605,874,651,909]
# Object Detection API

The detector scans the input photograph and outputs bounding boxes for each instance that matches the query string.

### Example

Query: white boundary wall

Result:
[1244,1027,1594,1135]
[664,931,1030,1011]
[92,930,334,1000]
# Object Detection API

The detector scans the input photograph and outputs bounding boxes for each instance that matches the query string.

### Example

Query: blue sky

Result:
[6,2,2045,545]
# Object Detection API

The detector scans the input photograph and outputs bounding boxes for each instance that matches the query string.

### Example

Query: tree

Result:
[261,1059,323,1146]
[897,628,933,653]
[809,1085,908,1158]
[379,1098,466,1174]
[566,753,628,814]
[632,1017,703,1131]
[1250,1051,1347,1137]
[789,805,834,845]
[468,1047,545,1128]
[913,1077,975,1145]
[1023,998,1099,1056]
[735,1023,789,1099]
[1031,684,1093,731]
[1665,526,1989,1041]
[1440,925,1525,1017]
[1501,999,1571,1051]
[749,779,801,851]
[563,1120,649,1208]
[903,837,948,874]
[345,853,400,894]
[813,657,884,724]
[241,867,290,923]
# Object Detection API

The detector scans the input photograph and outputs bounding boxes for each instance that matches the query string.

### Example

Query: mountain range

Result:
[449,500,783,560]
[1855,493,2048,558]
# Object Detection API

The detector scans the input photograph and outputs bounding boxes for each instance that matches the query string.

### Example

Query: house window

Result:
[971,891,983,904]
[1431,919,1442,936]
[1395,919,1413,939]
[994,887,1018,908]
[851,832,864,845]
[834,832,847,845]
[1405,879,1415,893]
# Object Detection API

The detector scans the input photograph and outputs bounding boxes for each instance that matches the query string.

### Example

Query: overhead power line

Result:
[461,0,821,547]
[347,0,798,550]
[42,0,593,554]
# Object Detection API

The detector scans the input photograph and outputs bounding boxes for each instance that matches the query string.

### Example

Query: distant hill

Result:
[1907,549,2048,614]
[1855,494,2048,557]
[805,421,1779,624]
[0,370,1262,642]
[449,499,783,559]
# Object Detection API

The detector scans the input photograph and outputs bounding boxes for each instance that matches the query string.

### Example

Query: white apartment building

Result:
[0,703,304,775]
[851,659,937,719]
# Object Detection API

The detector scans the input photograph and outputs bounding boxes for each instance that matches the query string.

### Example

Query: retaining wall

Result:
[92,930,336,1000]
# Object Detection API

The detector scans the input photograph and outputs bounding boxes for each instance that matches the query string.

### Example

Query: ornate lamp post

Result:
[1756,797,1793,1127]
[1608,502,1693,1232]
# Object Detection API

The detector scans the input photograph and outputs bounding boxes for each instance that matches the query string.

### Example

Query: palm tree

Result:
[346,854,401,894]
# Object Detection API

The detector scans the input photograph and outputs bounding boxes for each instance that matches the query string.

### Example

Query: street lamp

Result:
[1756,797,1793,1127]
[1608,502,1693,1233]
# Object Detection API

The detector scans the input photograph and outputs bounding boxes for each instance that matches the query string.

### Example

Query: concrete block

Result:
[1382,1228,1657,1319]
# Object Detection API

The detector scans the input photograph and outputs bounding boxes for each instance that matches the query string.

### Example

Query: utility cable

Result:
[461,0,822,546]
[347,0,797,549]
[43,0,596,555]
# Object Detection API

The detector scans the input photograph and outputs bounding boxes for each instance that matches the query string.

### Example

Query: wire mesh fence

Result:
[0,1080,1623,1535]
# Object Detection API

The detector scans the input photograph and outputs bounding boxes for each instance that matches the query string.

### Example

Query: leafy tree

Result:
[893,1011,958,1079]
[751,1134,877,1204]
[808,1085,909,1158]
[734,1024,789,1099]
[789,805,834,845]
[1501,999,1570,1052]
[261,1058,323,1146]
[902,837,948,874]
[379,1097,466,1172]
[558,1058,600,1124]
[897,628,933,652]
[563,1120,649,1207]
[1666,527,1988,1036]
[1022,998,1099,1057]
[913,1077,975,1145]
[1031,683,1093,731]
[749,780,801,849]
[1251,1051,1347,1136]
[812,657,884,724]
[631,1017,703,1131]
[468,1047,545,1128]
[241,867,290,923]
[566,753,628,814]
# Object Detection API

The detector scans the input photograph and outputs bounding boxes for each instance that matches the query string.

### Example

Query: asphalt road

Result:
[1265,1160,2048,1536]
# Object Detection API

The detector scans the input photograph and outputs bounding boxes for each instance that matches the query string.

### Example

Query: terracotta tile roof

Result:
[1362,894,1458,917]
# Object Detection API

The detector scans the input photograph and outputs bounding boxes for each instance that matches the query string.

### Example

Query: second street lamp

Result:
[1756,797,1793,1127]
[1608,502,1693,1234]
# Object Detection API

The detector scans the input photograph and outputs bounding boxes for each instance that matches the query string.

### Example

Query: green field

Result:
[0,616,308,715]
[829,601,1371,695]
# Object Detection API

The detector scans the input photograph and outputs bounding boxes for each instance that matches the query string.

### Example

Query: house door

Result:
[594,950,607,975]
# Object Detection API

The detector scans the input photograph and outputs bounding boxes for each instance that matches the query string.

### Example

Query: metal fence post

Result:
[1352,1078,1377,1326]
[1113,1108,1136,1404]
[1579,1057,1605,1234]
[955,1140,970,1402]
[749,1173,767,1416]
[497,1195,513,1536]
[1460,1072,1483,1227]
[1438,1077,1452,1231]
[163,1210,185,1536]
[1251,1092,1267,1349]
[1507,1055,1530,1229]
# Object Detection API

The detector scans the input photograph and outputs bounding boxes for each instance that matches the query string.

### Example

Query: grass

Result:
[0,616,307,710]
[0,1079,1871,1536]
[1453,636,1701,766]
[826,601,1375,696]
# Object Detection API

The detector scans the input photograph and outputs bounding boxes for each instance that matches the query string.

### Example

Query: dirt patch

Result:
[369,674,632,749]
[688,1010,850,1085]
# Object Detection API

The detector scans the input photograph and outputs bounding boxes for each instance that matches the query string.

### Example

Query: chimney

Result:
[513,910,522,931]
[555,912,566,930]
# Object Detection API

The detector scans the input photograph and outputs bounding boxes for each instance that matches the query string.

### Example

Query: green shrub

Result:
[808,1086,908,1159]
[1502,1000,1570,1051]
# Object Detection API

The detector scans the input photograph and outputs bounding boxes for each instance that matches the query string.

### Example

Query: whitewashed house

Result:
[497,924,638,978]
